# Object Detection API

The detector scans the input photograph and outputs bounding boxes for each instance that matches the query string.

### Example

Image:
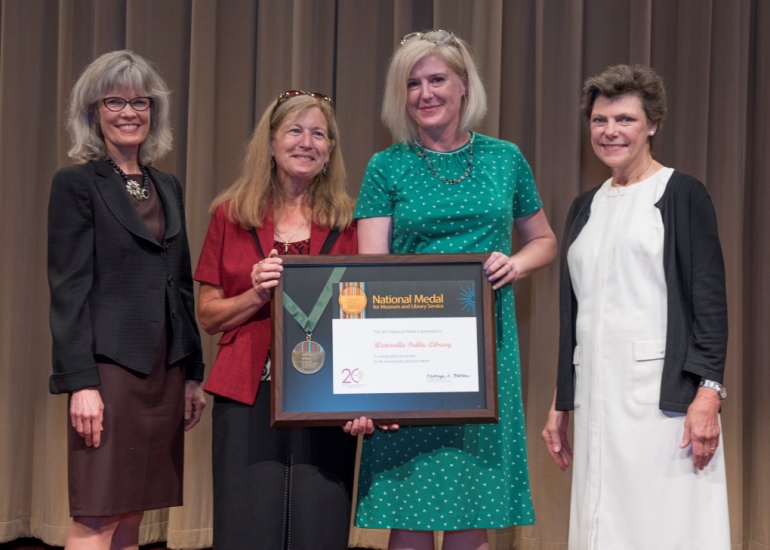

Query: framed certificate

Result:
[270,254,497,427]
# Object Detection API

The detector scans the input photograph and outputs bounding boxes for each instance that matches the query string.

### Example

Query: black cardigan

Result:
[555,170,728,414]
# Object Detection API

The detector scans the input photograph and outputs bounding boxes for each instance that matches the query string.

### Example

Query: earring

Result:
[322,163,329,177]
[649,132,655,136]
[270,157,276,170]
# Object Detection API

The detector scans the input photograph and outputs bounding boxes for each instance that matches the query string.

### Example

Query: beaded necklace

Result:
[415,132,475,185]
[106,158,150,201]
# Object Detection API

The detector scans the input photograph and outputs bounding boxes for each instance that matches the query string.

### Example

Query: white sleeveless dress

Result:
[567,167,730,550]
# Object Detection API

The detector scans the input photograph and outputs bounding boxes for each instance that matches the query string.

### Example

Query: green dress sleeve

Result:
[355,150,395,219]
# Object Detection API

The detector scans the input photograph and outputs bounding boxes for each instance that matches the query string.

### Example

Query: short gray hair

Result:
[67,50,172,165]
[382,32,487,143]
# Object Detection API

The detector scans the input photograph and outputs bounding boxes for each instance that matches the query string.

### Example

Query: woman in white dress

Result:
[541,64,730,550]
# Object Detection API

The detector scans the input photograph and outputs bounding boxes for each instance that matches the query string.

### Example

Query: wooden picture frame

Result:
[270,254,498,427]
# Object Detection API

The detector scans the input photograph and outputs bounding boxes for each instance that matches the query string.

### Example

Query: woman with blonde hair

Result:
[195,91,358,549]
[346,31,556,550]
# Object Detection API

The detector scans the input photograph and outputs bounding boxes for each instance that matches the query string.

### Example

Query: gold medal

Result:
[338,285,367,315]
[291,339,326,374]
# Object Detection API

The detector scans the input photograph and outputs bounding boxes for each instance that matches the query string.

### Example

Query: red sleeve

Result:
[195,205,269,404]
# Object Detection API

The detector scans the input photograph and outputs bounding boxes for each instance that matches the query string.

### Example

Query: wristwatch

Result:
[700,379,727,400]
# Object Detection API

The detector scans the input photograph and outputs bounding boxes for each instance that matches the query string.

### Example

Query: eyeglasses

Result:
[275,90,334,110]
[400,29,457,46]
[102,97,153,112]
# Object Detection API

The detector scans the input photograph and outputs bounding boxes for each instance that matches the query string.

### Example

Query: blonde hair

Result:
[382,32,487,143]
[210,94,354,230]
[67,50,172,165]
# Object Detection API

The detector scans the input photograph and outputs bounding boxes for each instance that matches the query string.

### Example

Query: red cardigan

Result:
[194,204,357,404]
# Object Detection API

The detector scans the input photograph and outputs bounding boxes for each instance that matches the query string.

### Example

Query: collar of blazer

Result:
[93,159,182,246]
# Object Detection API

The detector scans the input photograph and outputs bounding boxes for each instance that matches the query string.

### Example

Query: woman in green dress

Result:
[345,30,557,549]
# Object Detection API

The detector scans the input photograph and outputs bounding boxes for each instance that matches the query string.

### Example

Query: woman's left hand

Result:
[343,416,375,436]
[343,417,399,435]
[184,380,206,431]
[680,387,722,470]
[484,252,522,290]
[484,209,557,290]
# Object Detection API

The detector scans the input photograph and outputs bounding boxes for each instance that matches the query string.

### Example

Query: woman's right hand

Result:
[198,250,283,335]
[70,387,104,448]
[251,249,283,301]
[542,394,573,470]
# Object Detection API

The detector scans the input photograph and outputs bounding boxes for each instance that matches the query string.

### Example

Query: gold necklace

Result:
[274,219,309,253]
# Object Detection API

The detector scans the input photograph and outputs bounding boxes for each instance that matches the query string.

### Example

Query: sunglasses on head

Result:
[400,29,457,46]
[274,90,334,110]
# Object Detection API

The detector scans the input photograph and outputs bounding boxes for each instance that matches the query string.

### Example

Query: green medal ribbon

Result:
[282,267,347,334]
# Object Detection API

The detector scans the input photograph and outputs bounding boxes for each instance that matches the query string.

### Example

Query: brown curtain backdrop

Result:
[0,0,766,548]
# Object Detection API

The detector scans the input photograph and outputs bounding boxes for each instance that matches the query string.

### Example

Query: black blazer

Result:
[48,160,204,394]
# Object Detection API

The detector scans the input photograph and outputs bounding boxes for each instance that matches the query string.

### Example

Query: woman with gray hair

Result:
[346,30,556,549]
[48,50,205,549]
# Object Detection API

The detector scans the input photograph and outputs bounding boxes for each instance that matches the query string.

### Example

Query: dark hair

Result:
[581,64,667,150]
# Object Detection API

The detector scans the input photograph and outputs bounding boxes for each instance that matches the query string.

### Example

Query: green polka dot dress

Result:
[353,133,540,530]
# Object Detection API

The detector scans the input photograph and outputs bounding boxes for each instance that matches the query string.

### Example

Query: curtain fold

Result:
[0,1,766,548]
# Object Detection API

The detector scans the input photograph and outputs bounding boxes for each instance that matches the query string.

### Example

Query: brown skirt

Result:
[68,331,185,517]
